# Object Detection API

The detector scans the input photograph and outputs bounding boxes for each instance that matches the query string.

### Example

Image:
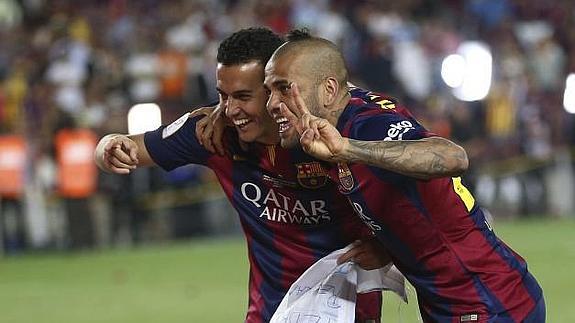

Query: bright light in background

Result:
[128,103,162,135]
[441,54,466,88]
[563,74,575,114]
[441,41,492,102]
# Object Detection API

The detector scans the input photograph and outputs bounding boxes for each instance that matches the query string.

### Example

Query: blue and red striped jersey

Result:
[330,87,543,322]
[144,113,381,322]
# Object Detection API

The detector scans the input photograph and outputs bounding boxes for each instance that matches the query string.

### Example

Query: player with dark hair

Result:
[217,27,284,66]
[95,27,387,323]
[264,32,545,322]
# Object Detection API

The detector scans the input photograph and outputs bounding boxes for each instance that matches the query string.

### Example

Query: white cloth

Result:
[270,245,407,323]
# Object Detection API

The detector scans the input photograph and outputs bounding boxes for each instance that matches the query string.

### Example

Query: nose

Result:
[266,90,280,115]
[224,97,238,117]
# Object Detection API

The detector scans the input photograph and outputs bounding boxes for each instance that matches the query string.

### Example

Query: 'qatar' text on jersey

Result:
[144,114,380,323]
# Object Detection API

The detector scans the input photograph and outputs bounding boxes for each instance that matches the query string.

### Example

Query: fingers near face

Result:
[290,83,311,116]
[264,60,306,148]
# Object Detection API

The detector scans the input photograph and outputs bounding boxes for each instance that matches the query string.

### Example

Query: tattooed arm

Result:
[340,137,469,180]
[281,83,468,179]
[297,115,468,180]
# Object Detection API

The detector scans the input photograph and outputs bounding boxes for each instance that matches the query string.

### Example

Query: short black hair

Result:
[217,27,284,66]
[285,28,312,42]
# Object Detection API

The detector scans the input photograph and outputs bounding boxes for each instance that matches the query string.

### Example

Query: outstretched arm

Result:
[282,83,468,180]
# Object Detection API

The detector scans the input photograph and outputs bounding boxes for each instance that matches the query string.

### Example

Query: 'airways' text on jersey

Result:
[240,182,332,225]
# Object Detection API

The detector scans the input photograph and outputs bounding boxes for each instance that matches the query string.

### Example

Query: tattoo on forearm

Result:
[344,137,468,179]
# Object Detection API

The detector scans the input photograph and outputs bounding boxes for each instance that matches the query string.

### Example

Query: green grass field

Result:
[1,218,573,322]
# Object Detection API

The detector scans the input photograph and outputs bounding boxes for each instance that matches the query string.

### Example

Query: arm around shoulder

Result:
[340,136,469,180]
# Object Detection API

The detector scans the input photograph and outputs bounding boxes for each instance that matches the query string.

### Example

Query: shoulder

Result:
[161,112,194,139]
[350,87,398,108]
[345,90,411,127]
[346,88,411,122]
[342,91,430,141]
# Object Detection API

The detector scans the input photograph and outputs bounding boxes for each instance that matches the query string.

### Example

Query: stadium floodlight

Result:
[563,73,575,114]
[127,103,162,135]
[441,54,466,88]
[441,41,492,102]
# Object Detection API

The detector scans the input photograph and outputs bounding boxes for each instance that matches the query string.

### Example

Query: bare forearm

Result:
[339,137,469,179]
[126,133,155,167]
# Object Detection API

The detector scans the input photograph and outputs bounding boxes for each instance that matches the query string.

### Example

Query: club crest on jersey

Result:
[296,162,328,189]
[338,162,354,191]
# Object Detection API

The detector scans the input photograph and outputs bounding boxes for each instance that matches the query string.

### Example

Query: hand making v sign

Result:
[279,83,349,162]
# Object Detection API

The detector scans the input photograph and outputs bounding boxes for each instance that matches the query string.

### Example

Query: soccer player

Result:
[95,27,389,323]
[264,33,545,322]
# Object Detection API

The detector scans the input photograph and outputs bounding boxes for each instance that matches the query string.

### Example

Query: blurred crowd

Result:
[1,0,574,252]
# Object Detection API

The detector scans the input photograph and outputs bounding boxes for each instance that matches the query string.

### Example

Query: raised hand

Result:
[281,83,348,161]
[191,103,228,156]
[95,135,139,174]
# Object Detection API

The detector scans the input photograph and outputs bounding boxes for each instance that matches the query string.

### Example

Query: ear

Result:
[322,77,340,106]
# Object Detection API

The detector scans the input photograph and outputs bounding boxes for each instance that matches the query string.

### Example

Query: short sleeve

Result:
[349,111,433,142]
[144,113,211,170]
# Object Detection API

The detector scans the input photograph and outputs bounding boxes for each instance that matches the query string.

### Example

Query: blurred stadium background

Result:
[0,0,574,322]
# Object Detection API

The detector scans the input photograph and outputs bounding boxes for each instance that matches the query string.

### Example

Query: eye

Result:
[279,83,292,95]
[236,95,251,102]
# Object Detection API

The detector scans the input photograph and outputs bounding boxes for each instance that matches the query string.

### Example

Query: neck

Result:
[323,88,351,126]
[258,132,280,146]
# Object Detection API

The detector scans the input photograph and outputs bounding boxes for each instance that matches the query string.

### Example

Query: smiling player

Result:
[264,31,545,322]
[95,28,387,323]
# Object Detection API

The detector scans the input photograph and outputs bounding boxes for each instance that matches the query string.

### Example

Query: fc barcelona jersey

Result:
[330,87,543,322]
[144,113,380,322]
